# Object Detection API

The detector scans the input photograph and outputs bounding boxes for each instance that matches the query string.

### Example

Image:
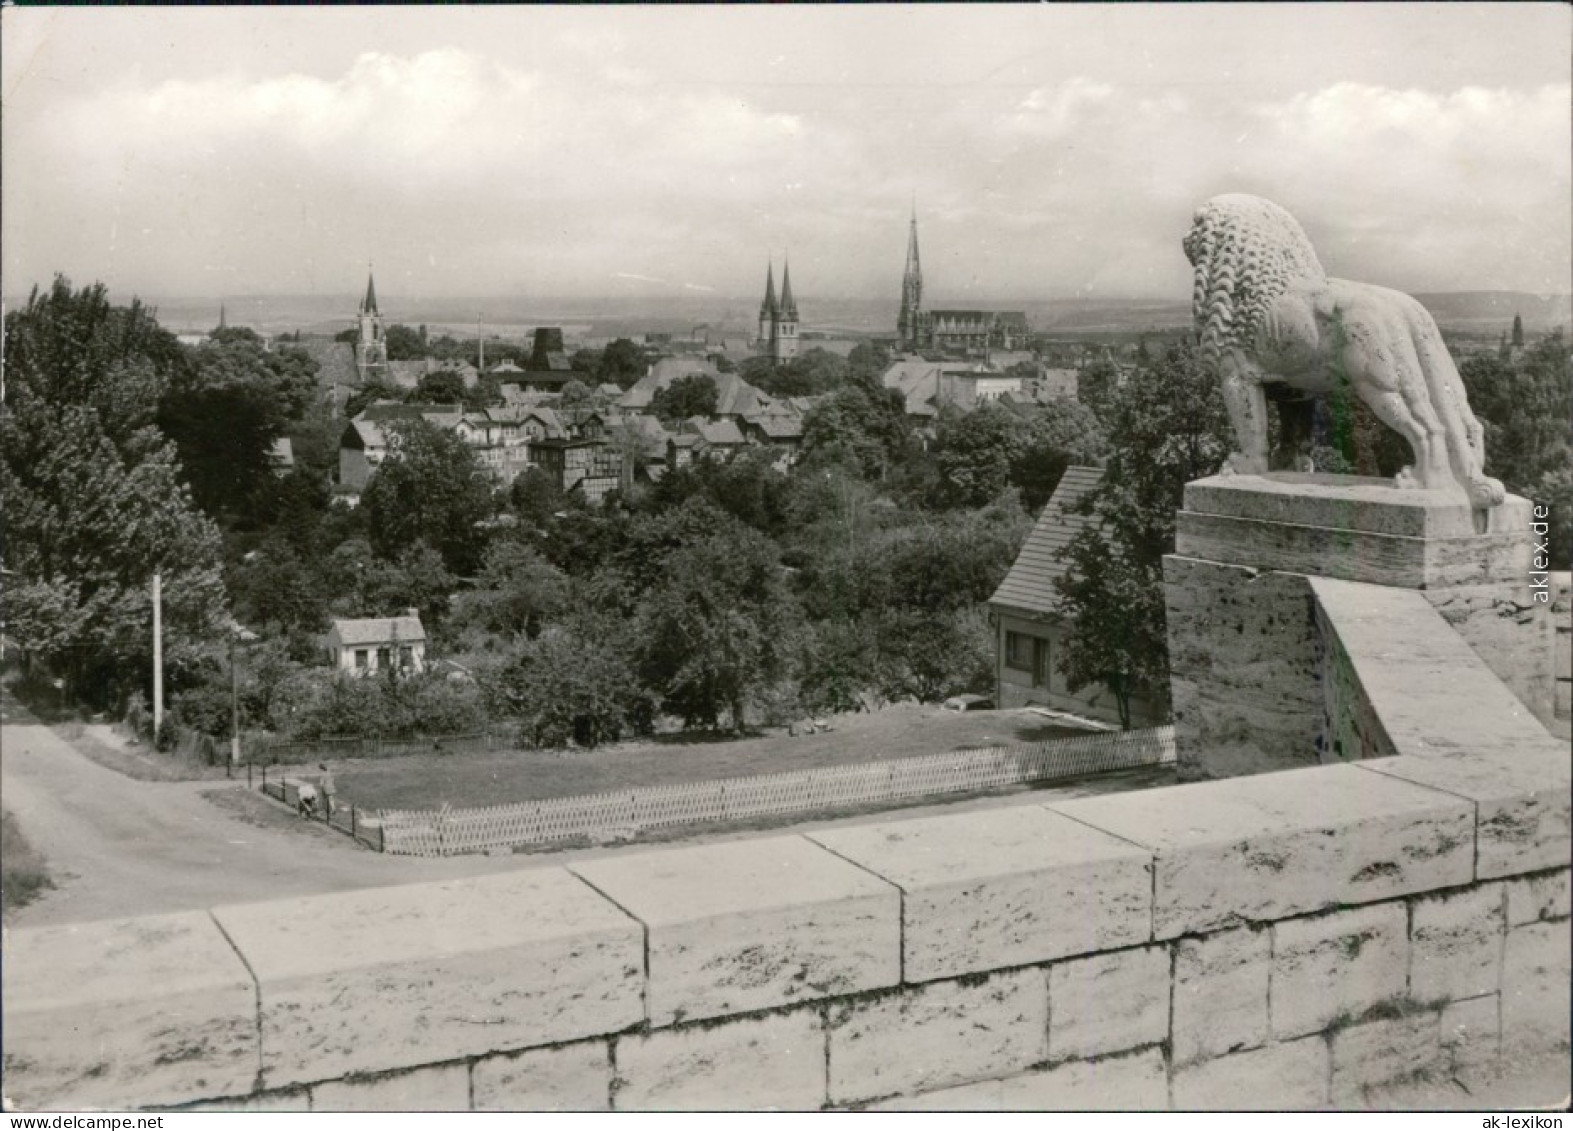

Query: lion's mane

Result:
[1182,194,1327,367]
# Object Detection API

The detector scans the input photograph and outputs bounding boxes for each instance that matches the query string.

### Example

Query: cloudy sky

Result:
[3,4,1569,303]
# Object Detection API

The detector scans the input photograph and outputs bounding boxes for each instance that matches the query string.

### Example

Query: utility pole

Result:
[152,571,164,742]
[230,626,240,769]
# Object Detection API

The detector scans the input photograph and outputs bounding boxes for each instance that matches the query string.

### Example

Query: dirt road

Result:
[0,712,1168,929]
[1,721,513,927]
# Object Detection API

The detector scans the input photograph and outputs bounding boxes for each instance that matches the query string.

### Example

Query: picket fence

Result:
[375,724,1176,857]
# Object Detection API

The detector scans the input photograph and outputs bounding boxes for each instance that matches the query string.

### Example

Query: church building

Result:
[755,260,799,365]
[355,270,389,384]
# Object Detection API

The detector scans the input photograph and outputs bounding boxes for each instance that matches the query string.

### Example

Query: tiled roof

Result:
[988,466,1104,617]
[298,339,358,391]
[692,419,745,446]
[328,615,426,646]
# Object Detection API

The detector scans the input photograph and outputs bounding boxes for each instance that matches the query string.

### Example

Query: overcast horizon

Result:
[4,5,1570,305]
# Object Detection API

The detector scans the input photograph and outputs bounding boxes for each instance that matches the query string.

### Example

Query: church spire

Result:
[218,303,227,331]
[759,260,778,318]
[362,267,379,316]
[898,205,924,350]
[779,257,797,320]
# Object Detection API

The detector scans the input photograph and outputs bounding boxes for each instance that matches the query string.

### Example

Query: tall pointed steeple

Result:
[361,268,379,316]
[218,302,227,331]
[355,264,388,383]
[898,204,924,351]
[759,261,778,318]
[779,258,798,320]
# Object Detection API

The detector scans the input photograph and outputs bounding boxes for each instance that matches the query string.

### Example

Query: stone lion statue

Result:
[1183,193,1504,507]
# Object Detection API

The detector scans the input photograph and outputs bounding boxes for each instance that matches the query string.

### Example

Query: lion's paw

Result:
[1468,476,1506,508]
[1394,466,1420,490]
[1224,452,1268,477]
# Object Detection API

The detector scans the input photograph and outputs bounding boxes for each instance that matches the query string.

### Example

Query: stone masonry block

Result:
[1003,1047,1169,1111]
[1329,1012,1445,1106]
[1440,996,1500,1084]
[1048,944,1169,1060]
[1422,582,1554,729]
[181,1090,311,1113]
[1505,869,1571,926]
[808,804,1150,982]
[615,1008,824,1111]
[1501,921,1572,1057]
[312,1064,470,1112]
[868,1053,1169,1113]
[472,1041,611,1112]
[866,1079,1003,1111]
[1051,763,1473,938]
[827,969,1047,1105]
[1,911,259,1111]
[1171,927,1270,1065]
[1361,748,1570,880]
[1409,885,1504,1002]
[1171,1037,1329,1111]
[212,868,642,1088]
[1272,903,1407,1039]
[573,837,899,1026]
[1162,556,1322,780]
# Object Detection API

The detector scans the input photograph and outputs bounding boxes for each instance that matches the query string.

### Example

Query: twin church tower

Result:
[755,259,799,364]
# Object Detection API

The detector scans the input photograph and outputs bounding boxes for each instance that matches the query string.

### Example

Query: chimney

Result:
[405,607,419,620]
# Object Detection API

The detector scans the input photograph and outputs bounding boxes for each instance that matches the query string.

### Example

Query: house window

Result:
[354,649,368,669]
[399,646,413,668]
[1005,631,1034,670]
[377,647,391,668]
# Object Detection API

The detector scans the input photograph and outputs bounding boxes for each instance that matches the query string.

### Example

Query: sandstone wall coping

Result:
[807,805,1151,981]
[1046,762,1475,938]
[570,836,902,1025]
[211,869,645,1088]
[1,911,259,1110]
[1182,474,1524,539]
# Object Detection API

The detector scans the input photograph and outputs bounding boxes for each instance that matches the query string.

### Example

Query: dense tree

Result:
[450,540,568,639]
[1054,339,1233,726]
[412,369,466,405]
[845,341,892,382]
[798,377,913,480]
[1461,332,1572,567]
[1512,313,1525,349]
[598,338,649,388]
[2,277,228,705]
[1076,358,1121,424]
[927,399,1106,510]
[157,331,320,523]
[558,379,594,407]
[744,348,847,397]
[650,374,719,421]
[616,500,800,729]
[384,323,426,361]
[361,419,494,575]
[343,379,405,419]
[495,625,651,748]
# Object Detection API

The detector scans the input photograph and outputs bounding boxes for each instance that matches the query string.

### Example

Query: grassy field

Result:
[1,809,54,912]
[332,704,1090,811]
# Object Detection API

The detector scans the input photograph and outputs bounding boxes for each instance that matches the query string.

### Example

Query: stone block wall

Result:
[5,570,1567,1112]
[1168,476,1558,778]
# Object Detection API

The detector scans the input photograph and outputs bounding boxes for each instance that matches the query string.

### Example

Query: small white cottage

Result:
[324,611,426,676]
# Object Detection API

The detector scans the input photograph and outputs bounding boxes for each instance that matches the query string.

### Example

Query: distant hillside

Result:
[30,289,1565,341]
[1412,292,1571,333]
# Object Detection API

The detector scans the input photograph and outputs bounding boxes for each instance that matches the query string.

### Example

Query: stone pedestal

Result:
[1164,473,1551,780]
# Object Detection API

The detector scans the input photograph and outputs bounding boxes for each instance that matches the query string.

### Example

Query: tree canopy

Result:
[1053,339,1232,726]
[650,374,719,421]
[2,277,228,705]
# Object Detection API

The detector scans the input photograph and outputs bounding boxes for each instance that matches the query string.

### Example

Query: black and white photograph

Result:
[2,3,1569,1115]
